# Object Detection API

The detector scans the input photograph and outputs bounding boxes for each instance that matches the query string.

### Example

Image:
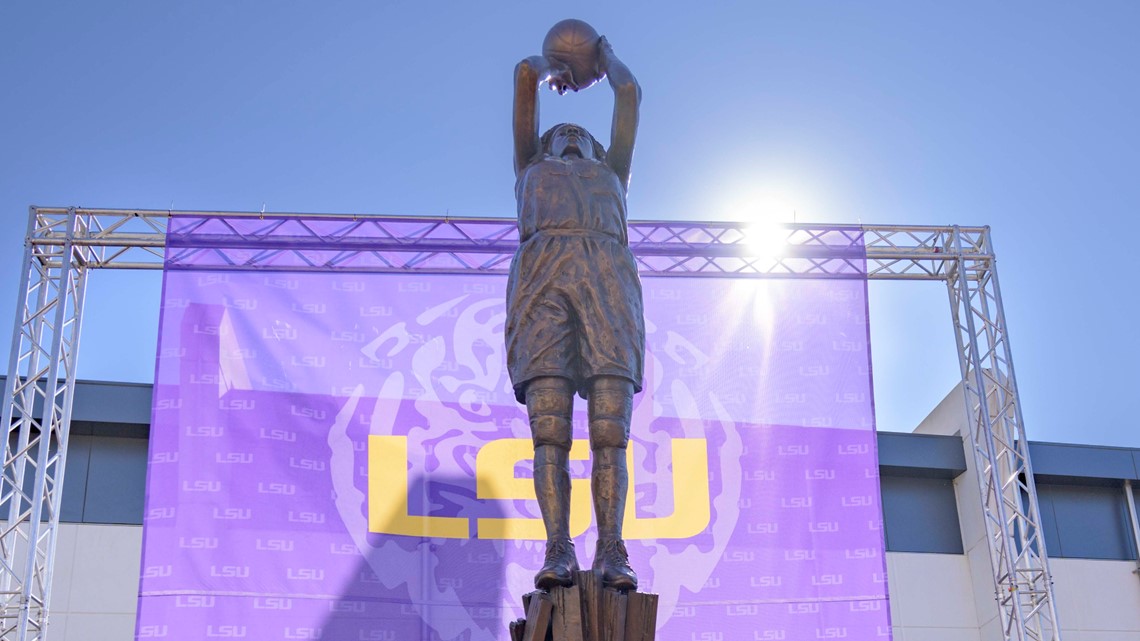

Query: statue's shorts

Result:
[506,229,645,403]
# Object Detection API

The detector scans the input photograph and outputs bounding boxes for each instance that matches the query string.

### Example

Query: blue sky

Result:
[2,2,1137,446]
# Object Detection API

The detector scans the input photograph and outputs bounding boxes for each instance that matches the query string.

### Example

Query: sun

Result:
[743,221,789,259]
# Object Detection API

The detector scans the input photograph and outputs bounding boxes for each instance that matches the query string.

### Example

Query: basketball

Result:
[542,19,602,89]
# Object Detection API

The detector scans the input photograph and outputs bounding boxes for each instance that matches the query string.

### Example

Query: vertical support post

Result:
[1,209,56,638]
[0,208,89,641]
[1124,481,1140,579]
[946,226,1061,641]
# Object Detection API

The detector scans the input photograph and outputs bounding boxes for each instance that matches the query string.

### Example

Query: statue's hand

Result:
[544,57,577,95]
[597,36,615,71]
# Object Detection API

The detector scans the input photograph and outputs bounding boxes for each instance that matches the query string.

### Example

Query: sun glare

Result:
[717,179,815,260]
[744,221,788,259]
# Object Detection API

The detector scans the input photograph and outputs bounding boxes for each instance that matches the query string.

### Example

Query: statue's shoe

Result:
[535,538,580,590]
[593,539,638,591]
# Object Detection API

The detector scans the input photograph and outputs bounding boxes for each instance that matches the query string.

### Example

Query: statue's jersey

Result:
[506,156,645,403]
[515,157,629,243]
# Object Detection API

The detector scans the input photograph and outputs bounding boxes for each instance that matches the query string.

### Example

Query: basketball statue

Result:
[506,20,644,594]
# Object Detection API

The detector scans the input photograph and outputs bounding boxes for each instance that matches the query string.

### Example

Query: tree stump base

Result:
[509,571,658,641]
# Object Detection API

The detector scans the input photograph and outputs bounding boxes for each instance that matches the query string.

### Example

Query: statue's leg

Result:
[525,376,580,589]
[586,375,638,591]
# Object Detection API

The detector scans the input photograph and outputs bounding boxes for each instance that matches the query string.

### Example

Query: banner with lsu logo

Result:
[136,216,890,641]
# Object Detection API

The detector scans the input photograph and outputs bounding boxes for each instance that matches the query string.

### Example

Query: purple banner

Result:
[136,216,890,640]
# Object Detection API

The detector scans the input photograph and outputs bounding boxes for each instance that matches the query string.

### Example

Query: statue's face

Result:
[549,125,594,160]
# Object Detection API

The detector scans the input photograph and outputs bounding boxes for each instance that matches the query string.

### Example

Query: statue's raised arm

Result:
[599,36,641,191]
[512,55,574,178]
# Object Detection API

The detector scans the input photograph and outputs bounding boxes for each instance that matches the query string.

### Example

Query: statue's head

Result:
[541,123,606,162]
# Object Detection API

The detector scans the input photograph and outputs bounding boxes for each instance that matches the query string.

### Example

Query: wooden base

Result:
[508,571,658,641]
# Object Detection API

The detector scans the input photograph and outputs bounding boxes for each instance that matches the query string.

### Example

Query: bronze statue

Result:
[506,20,644,593]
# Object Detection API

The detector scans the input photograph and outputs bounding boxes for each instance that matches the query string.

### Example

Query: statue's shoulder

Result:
[519,156,568,181]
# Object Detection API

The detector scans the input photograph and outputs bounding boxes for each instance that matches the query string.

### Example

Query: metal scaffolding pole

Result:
[0,207,1060,641]
[0,209,89,639]
[947,226,1060,641]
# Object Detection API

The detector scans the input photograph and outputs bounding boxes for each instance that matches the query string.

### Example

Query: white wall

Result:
[887,552,981,641]
[49,523,140,641]
[1051,558,1140,641]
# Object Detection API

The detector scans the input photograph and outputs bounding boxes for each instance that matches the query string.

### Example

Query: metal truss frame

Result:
[0,207,1060,641]
[946,228,1061,641]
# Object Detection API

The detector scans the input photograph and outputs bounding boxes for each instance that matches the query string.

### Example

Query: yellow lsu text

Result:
[367,436,710,540]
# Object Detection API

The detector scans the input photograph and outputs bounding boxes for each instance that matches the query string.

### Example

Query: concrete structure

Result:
[22,380,1140,640]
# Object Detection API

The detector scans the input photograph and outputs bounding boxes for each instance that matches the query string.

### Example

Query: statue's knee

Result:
[532,416,573,450]
[526,378,574,451]
[587,377,632,450]
[589,417,629,450]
